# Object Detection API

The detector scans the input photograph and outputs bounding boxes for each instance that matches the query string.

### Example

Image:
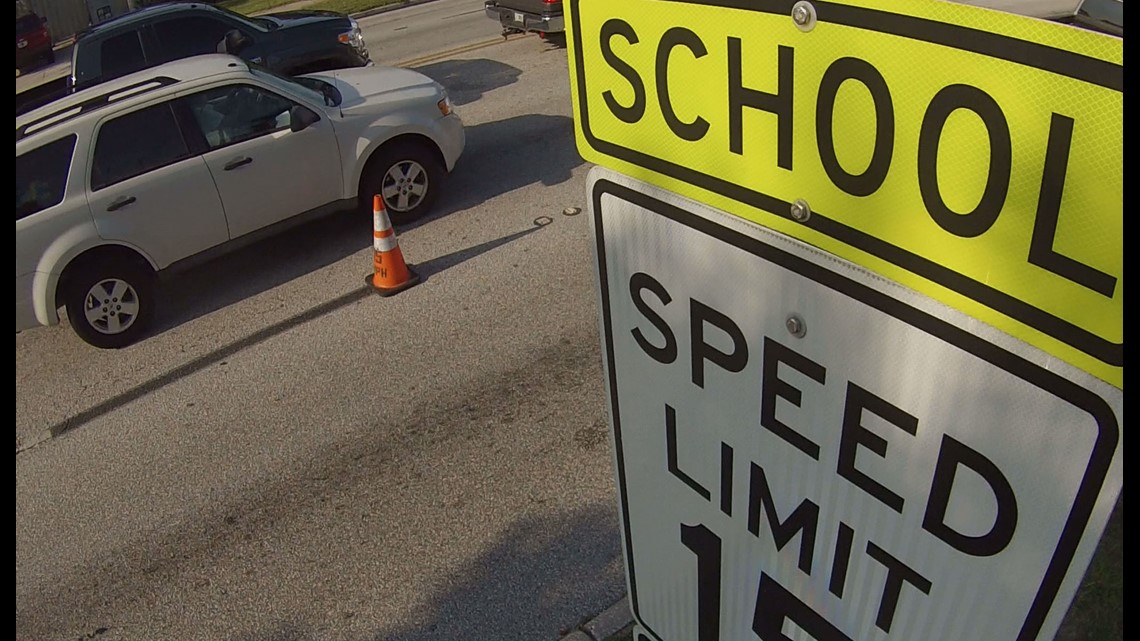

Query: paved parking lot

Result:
[17,31,624,641]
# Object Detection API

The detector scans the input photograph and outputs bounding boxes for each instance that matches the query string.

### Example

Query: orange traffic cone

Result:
[367,195,421,296]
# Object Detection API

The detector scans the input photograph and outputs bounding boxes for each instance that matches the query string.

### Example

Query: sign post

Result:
[569,0,1123,639]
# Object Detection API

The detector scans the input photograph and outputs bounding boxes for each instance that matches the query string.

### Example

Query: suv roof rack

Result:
[17,76,180,143]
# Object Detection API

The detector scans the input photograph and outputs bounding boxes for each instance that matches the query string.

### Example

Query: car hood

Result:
[261,9,349,29]
[307,66,442,113]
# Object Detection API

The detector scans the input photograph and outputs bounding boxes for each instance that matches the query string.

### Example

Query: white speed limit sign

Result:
[588,167,1122,641]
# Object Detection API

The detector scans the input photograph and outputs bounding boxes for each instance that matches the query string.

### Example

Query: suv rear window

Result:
[17,135,77,221]
[92,103,192,190]
[153,16,235,60]
[99,31,148,84]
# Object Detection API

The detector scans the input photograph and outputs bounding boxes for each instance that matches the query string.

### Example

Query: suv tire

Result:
[361,141,444,224]
[65,259,157,348]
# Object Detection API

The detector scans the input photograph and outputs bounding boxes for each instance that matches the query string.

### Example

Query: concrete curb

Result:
[560,596,634,641]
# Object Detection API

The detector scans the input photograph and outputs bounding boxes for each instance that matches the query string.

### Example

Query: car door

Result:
[181,83,343,239]
[87,101,231,269]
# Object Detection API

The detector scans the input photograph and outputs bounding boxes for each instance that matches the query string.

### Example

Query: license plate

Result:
[513,11,524,23]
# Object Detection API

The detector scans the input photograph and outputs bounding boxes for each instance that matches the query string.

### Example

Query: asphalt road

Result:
[14,0,504,95]
[359,0,506,66]
[16,16,625,641]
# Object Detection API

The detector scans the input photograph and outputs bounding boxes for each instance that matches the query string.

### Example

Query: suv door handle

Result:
[223,156,253,171]
[106,196,136,212]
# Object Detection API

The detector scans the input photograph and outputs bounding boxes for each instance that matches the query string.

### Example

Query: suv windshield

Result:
[251,66,342,108]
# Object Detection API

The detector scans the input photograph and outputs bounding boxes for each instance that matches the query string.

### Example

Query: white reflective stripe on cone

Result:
[374,235,398,253]
[373,210,393,233]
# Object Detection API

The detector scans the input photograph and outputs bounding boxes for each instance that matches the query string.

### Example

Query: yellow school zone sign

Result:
[565,0,1123,389]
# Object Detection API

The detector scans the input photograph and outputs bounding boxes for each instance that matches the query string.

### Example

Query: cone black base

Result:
[365,267,421,297]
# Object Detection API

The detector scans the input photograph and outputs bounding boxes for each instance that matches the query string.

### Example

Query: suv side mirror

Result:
[289,105,320,132]
[220,29,251,55]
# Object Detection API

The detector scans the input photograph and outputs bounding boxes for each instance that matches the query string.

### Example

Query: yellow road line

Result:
[396,34,527,68]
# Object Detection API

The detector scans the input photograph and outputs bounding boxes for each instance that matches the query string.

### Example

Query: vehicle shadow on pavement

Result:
[48,223,550,441]
[148,113,580,336]
[412,58,521,106]
[423,113,582,224]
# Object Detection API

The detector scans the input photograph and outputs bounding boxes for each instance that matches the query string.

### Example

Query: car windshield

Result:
[253,16,284,30]
[250,16,276,30]
[250,65,342,108]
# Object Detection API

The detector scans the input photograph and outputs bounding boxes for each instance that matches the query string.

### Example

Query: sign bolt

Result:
[790,198,811,222]
[791,1,817,31]
[786,314,807,338]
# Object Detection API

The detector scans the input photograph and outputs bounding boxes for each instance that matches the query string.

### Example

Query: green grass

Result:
[307,0,408,13]
[218,0,301,16]
[220,0,408,16]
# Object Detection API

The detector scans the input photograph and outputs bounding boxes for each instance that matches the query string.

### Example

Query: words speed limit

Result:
[567,0,1123,388]
[589,168,1122,641]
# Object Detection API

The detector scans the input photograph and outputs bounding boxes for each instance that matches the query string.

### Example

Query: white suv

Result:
[16,54,464,348]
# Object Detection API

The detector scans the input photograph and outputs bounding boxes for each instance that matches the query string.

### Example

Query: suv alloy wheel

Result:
[64,259,157,348]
